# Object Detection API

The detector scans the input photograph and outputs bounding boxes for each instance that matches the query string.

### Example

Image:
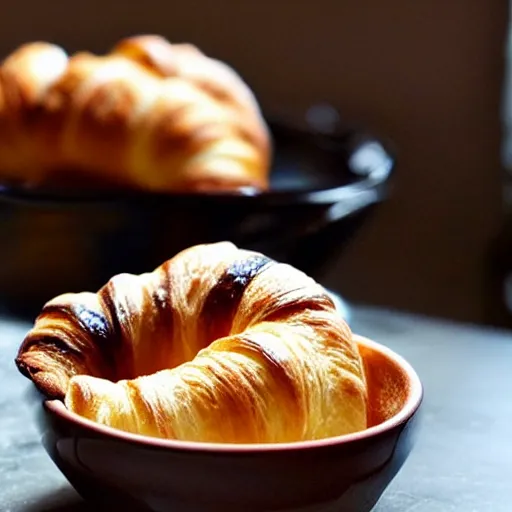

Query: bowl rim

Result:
[0,126,394,208]
[43,334,423,454]
[0,160,390,208]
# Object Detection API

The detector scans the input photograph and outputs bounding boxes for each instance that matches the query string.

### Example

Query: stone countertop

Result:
[2,305,512,512]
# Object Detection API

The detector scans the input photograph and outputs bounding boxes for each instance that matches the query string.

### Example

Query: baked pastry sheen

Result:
[0,35,270,192]
[16,242,368,444]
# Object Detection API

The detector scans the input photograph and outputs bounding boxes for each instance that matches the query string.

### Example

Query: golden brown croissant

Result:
[16,242,368,444]
[0,35,271,193]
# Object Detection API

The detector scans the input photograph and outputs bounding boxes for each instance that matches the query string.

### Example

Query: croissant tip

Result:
[14,355,27,376]
[14,358,66,401]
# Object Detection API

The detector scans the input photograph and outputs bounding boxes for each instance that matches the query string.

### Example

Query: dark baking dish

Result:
[0,105,395,318]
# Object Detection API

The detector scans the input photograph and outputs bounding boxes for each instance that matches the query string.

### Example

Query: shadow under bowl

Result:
[33,335,423,512]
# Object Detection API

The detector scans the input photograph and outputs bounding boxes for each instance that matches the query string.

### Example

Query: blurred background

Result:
[0,0,510,327]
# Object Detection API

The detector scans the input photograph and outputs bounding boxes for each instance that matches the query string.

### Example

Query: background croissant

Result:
[16,242,368,444]
[0,35,271,193]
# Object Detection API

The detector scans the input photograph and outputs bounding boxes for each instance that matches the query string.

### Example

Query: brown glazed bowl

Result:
[34,335,423,512]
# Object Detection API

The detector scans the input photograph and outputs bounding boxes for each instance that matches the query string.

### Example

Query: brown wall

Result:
[1,0,507,323]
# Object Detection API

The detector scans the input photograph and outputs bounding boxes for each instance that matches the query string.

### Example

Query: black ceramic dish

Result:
[0,105,395,318]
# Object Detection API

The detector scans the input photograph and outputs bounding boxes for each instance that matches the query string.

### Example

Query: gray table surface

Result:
[1,305,512,512]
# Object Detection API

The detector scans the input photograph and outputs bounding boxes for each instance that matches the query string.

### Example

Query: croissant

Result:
[15,242,368,444]
[0,35,271,193]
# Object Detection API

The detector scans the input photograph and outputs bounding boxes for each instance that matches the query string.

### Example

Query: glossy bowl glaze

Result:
[34,335,422,512]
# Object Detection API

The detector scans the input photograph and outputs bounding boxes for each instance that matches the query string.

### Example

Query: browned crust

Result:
[15,242,367,443]
[0,35,271,192]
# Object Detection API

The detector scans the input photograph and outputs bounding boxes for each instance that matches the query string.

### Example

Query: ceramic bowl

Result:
[33,335,423,512]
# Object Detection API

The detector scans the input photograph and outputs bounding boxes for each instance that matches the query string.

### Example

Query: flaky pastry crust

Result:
[0,35,271,193]
[16,242,367,444]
